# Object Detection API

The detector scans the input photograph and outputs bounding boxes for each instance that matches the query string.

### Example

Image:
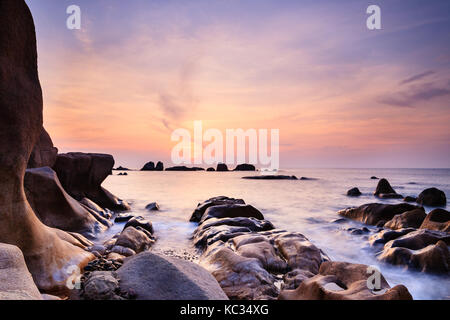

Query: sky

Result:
[26,0,450,168]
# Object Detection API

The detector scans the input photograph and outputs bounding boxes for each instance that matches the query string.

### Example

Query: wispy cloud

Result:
[400,70,435,85]
[379,82,450,107]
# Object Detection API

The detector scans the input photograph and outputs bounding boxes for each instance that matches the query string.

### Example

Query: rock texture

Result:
[384,208,427,230]
[0,243,43,300]
[338,203,419,226]
[53,152,130,211]
[116,252,228,300]
[420,209,450,232]
[279,261,412,300]
[27,127,58,168]
[190,196,245,222]
[347,187,362,197]
[24,167,111,238]
[0,0,93,293]
[374,178,402,199]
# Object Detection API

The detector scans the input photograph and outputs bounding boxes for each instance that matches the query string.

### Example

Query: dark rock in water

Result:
[347,187,362,197]
[374,178,402,198]
[371,176,379,180]
[27,128,58,169]
[116,252,228,300]
[0,243,43,300]
[300,177,316,180]
[141,162,155,171]
[233,164,256,171]
[190,196,245,222]
[0,0,94,293]
[114,166,130,171]
[403,196,417,203]
[379,240,450,274]
[242,175,298,180]
[279,261,412,300]
[82,271,122,300]
[165,166,205,171]
[216,163,229,171]
[416,188,447,207]
[384,208,426,230]
[206,167,215,171]
[420,208,450,232]
[118,172,128,176]
[115,213,134,223]
[124,216,154,235]
[348,227,370,235]
[24,167,111,238]
[369,228,416,246]
[200,204,264,223]
[155,161,164,171]
[384,229,450,250]
[338,203,420,226]
[53,152,130,211]
[145,202,160,211]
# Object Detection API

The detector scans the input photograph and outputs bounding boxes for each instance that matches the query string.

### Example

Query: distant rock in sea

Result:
[234,164,256,171]
[145,202,160,211]
[207,167,215,171]
[416,187,447,207]
[155,161,164,171]
[347,187,362,197]
[371,176,379,180]
[114,166,130,171]
[374,178,403,199]
[242,175,298,180]
[165,166,205,171]
[141,161,155,171]
[217,163,229,171]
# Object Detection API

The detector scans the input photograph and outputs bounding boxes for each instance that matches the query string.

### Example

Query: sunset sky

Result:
[26,0,450,168]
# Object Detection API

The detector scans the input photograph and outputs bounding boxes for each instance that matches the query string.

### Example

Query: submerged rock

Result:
[279,261,412,300]
[116,252,228,300]
[417,188,447,207]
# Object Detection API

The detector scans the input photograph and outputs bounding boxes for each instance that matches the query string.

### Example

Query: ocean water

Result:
[102,168,450,300]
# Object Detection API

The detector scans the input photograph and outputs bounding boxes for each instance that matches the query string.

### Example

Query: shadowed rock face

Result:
[27,127,58,168]
[24,167,111,238]
[338,203,419,226]
[53,152,130,211]
[0,0,93,293]
[384,208,427,230]
[374,178,403,199]
[190,196,245,222]
[417,188,447,207]
[420,209,450,233]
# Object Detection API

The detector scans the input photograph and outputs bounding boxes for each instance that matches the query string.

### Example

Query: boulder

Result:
[165,166,205,171]
[347,187,362,197]
[114,213,134,223]
[234,164,256,171]
[0,0,94,293]
[0,244,42,300]
[279,261,412,300]
[190,196,245,222]
[200,204,264,223]
[80,197,113,219]
[117,252,228,300]
[369,228,415,246]
[145,202,160,211]
[124,216,154,235]
[24,167,110,238]
[27,127,58,168]
[374,178,402,198]
[338,203,419,226]
[384,229,450,251]
[420,208,450,232]
[378,241,449,274]
[384,208,427,230]
[82,271,122,300]
[216,163,229,171]
[141,161,155,171]
[115,226,155,254]
[206,167,215,171]
[155,161,164,171]
[417,188,447,207]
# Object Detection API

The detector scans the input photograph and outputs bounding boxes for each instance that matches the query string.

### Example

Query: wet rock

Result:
[347,187,362,197]
[80,197,113,220]
[190,196,245,222]
[369,228,416,246]
[384,229,450,251]
[111,245,136,257]
[117,251,228,300]
[27,128,58,168]
[200,204,264,223]
[53,152,130,211]
[374,178,402,198]
[420,208,450,232]
[378,241,449,274]
[279,261,412,300]
[242,175,298,180]
[124,216,154,235]
[141,161,155,171]
[384,208,427,230]
[216,163,229,171]
[115,226,155,254]
[417,188,447,207]
[24,167,111,238]
[145,202,160,211]
[0,244,42,300]
[115,213,134,223]
[404,196,417,203]
[234,164,256,171]
[82,271,122,300]
[348,227,370,235]
[338,203,419,226]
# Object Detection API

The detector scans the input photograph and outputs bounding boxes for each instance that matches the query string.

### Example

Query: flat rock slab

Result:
[117,252,228,300]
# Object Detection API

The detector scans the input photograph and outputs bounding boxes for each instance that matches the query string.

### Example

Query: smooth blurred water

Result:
[102,168,450,300]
